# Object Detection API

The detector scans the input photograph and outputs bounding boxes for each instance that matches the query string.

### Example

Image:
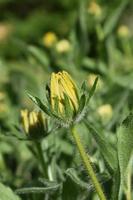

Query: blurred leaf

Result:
[28,46,50,72]
[0,182,21,200]
[110,72,133,90]
[103,0,129,37]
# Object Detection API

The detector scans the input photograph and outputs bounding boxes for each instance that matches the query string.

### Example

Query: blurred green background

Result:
[0,0,133,199]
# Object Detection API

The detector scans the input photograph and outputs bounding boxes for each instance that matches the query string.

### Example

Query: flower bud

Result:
[50,71,79,116]
[43,32,57,48]
[56,39,71,53]
[117,25,130,38]
[88,1,102,18]
[97,104,113,122]
[20,110,47,139]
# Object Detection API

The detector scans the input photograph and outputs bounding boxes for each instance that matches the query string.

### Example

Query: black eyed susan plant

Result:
[28,71,107,200]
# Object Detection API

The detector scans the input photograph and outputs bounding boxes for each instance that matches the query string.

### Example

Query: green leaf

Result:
[28,93,51,116]
[0,182,21,200]
[110,72,133,90]
[16,184,60,194]
[117,113,133,194]
[65,168,91,190]
[103,0,129,37]
[85,121,118,173]
[86,77,98,104]
[28,45,50,71]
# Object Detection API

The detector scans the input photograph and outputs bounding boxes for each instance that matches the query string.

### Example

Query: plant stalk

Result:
[34,141,48,179]
[71,126,107,200]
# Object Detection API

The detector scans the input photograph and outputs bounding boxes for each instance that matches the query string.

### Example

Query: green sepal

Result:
[86,76,98,104]
[77,94,86,115]
[28,93,51,116]
[53,96,60,115]
[80,81,88,94]
[63,93,73,118]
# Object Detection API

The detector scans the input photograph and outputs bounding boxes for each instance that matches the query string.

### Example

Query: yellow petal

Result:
[20,109,29,134]
[29,111,38,126]
[51,73,63,113]
[60,72,78,110]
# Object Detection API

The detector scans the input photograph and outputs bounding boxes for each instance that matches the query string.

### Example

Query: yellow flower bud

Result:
[97,104,113,122]
[20,109,46,139]
[0,92,6,101]
[88,1,102,17]
[50,71,79,115]
[43,32,57,48]
[0,23,12,42]
[117,25,130,38]
[0,103,8,114]
[56,39,71,53]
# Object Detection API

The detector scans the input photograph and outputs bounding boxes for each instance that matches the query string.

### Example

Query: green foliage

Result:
[0,0,133,199]
[117,113,133,198]
[0,182,21,200]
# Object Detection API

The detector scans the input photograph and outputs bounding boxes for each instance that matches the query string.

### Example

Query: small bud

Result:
[43,32,57,48]
[0,92,6,101]
[20,110,47,139]
[0,103,8,114]
[56,39,71,53]
[117,25,130,38]
[88,1,102,18]
[0,23,12,42]
[97,104,113,122]
[0,92,8,115]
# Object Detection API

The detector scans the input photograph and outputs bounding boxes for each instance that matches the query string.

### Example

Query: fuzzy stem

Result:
[34,141,48,179]
[71,126,107,200]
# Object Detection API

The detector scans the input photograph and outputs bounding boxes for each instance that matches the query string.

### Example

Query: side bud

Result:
[20,110,47,140]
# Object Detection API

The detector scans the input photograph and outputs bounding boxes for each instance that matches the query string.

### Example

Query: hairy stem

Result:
[71,126,107,200]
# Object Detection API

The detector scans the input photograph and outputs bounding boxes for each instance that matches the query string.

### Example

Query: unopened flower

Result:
[88,1,102,17]
[97,104,113,121]
[56,39,71,53]
[29,71,98,127]
[117,25,130,38]
[0,103,8,114]
[20,110,47,139]
[50,71,79,115]
[0,92,6,101]
[0,23,12,42]
[43,32,57,48]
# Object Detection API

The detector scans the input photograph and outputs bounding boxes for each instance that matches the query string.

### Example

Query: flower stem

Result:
[34,141,48,179]
[71,126,107,200]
